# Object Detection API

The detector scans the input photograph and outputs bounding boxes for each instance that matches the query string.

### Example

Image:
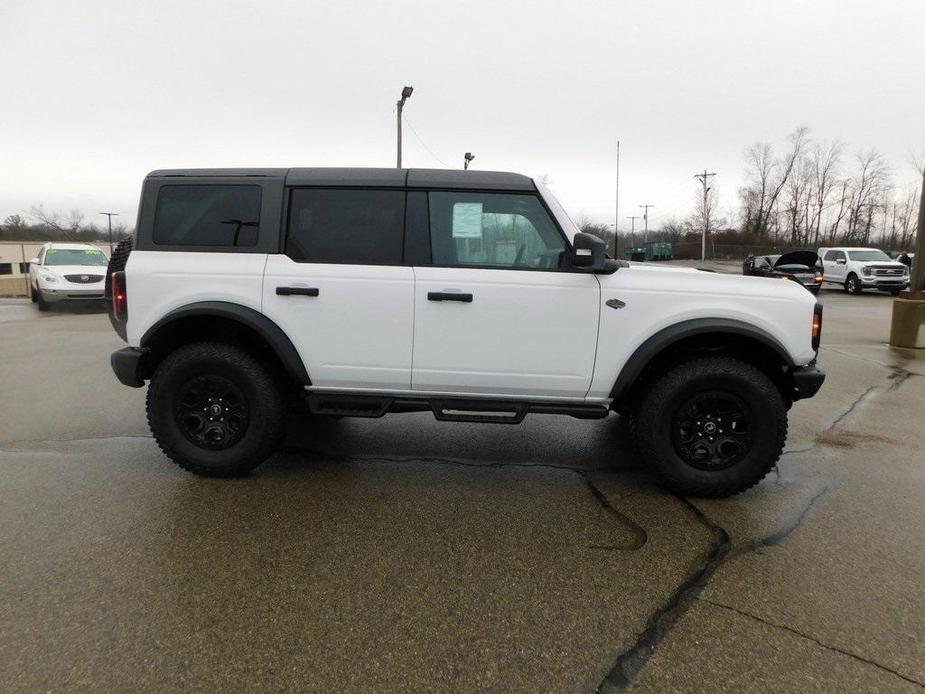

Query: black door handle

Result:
[276,286,319,297]
[428,291,473,303]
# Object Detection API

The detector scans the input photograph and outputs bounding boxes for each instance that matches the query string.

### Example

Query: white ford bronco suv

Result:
[107,168,824,497]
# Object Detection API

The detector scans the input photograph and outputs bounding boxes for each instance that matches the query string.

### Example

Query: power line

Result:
[401,115,450,168]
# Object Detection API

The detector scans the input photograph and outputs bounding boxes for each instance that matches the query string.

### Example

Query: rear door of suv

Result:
[262,176,414,391]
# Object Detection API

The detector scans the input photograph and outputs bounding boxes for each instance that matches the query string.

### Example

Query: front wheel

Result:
[633,356,787,498]
[845,274,862,295]
[146,342,287,476]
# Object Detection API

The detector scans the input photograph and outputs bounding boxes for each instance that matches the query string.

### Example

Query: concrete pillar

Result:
[890,291,925,349]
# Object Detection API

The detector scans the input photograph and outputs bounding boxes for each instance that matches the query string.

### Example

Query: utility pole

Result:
[639,204,654,244]
[614,140,620,258]
[694,170,716,261]
[99,212,119,254]
[626,215,640,253]
[464,152,475,170]
[396,86,413,168]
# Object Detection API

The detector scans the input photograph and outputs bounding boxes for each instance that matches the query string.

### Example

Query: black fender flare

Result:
[608,318,794,401]
[141,301,310,385]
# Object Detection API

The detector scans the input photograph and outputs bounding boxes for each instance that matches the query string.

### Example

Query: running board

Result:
[307,393,608,423]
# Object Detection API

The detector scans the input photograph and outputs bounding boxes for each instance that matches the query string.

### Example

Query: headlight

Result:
[903,266,910,276]
[861,266,872,276]
[41,273,58,283]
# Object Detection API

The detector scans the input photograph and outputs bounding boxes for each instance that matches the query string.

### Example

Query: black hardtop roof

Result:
[145,167,536,191]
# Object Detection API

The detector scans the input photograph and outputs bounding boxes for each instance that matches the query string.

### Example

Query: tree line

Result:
[0,206,133,243]
[580,127,921,257]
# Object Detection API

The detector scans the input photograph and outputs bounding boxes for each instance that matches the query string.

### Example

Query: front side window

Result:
[286,189,405,265]
[154,185,261,247]
[428,192,567,270]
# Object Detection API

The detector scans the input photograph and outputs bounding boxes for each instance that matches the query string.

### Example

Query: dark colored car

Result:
[743,251,823,294]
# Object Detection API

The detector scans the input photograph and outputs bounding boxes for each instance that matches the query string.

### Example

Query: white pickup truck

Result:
[819,247,910,295]
[106,168,824,497]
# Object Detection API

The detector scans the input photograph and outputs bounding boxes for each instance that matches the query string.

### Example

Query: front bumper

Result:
[111,347,146,388]
[40,285,105,302]
[789,364,826,400]
[859,276,908,290]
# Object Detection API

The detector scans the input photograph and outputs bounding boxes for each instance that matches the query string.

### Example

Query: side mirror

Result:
[835,258,846,265]
[571,232,607,270]
[28,257,39,266]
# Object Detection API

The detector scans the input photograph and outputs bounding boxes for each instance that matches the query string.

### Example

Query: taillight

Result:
[112,271,127,321]
[811,303,823,351]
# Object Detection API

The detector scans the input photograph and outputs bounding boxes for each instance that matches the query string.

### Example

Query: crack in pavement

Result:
[279,446,649,550]
[594,370,900,691]
[596,496,730,691]
[700,598,925,688]
[0,433,153,453]
[829,385,878,429]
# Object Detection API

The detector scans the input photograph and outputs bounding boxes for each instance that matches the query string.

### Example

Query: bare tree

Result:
[740,126,810,237]
[845,150,891,244]
[808,140,842,246]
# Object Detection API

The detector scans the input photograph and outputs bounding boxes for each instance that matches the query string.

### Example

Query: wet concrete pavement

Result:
[0,292,923,692]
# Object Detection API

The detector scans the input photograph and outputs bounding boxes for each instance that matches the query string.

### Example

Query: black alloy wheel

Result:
[174,374,250,450]
[670,391,754,471]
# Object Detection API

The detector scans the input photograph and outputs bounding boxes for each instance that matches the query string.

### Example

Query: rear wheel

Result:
[146,341,287,476]
[633,356,787,497]
[845,274,862,294]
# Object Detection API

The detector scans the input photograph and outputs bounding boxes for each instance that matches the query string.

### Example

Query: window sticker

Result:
[452,202,483,239]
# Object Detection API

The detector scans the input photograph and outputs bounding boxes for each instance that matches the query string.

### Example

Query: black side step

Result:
[306,393,609,423]
[307,394,392,418]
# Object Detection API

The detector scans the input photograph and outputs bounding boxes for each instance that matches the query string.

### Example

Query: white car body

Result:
[818,246,909,294]
[29,242,109,306]
[107,167,826,496]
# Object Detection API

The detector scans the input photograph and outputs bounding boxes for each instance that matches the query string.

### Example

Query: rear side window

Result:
[286,189,405,265]
[153,185,261,247]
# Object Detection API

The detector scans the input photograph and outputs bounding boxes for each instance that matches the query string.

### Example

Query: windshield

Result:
[847,250,891,262]
[44,248,109,266]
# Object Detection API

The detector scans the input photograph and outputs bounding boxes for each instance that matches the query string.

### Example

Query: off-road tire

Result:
[146,341,286,477]
[845,274,862,295]
[633,355,787,498]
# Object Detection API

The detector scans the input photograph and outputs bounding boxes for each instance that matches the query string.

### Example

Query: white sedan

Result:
[28,243,109,311]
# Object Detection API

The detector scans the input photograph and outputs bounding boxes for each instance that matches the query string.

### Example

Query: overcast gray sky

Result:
[2,0,923,230]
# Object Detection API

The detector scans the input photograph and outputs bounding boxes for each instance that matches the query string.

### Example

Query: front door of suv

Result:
[822,249,847,283]
[262,188,414,390]
[411,190,600,399]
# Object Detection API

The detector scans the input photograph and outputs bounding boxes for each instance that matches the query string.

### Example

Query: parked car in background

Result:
[28,243,109,310]
[743,251,823,294]
[818,247,910,295]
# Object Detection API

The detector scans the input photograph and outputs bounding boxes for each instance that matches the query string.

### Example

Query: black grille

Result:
[64,274,104,284]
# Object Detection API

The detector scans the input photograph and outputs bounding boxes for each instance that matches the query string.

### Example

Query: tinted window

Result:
[154,185,261,247]
[286,189,405,265]
[428,192,566,270]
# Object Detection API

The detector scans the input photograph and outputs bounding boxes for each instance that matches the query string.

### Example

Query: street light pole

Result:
[396,86,413,168]
[464,152,475,170]
[99,212,119,254]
